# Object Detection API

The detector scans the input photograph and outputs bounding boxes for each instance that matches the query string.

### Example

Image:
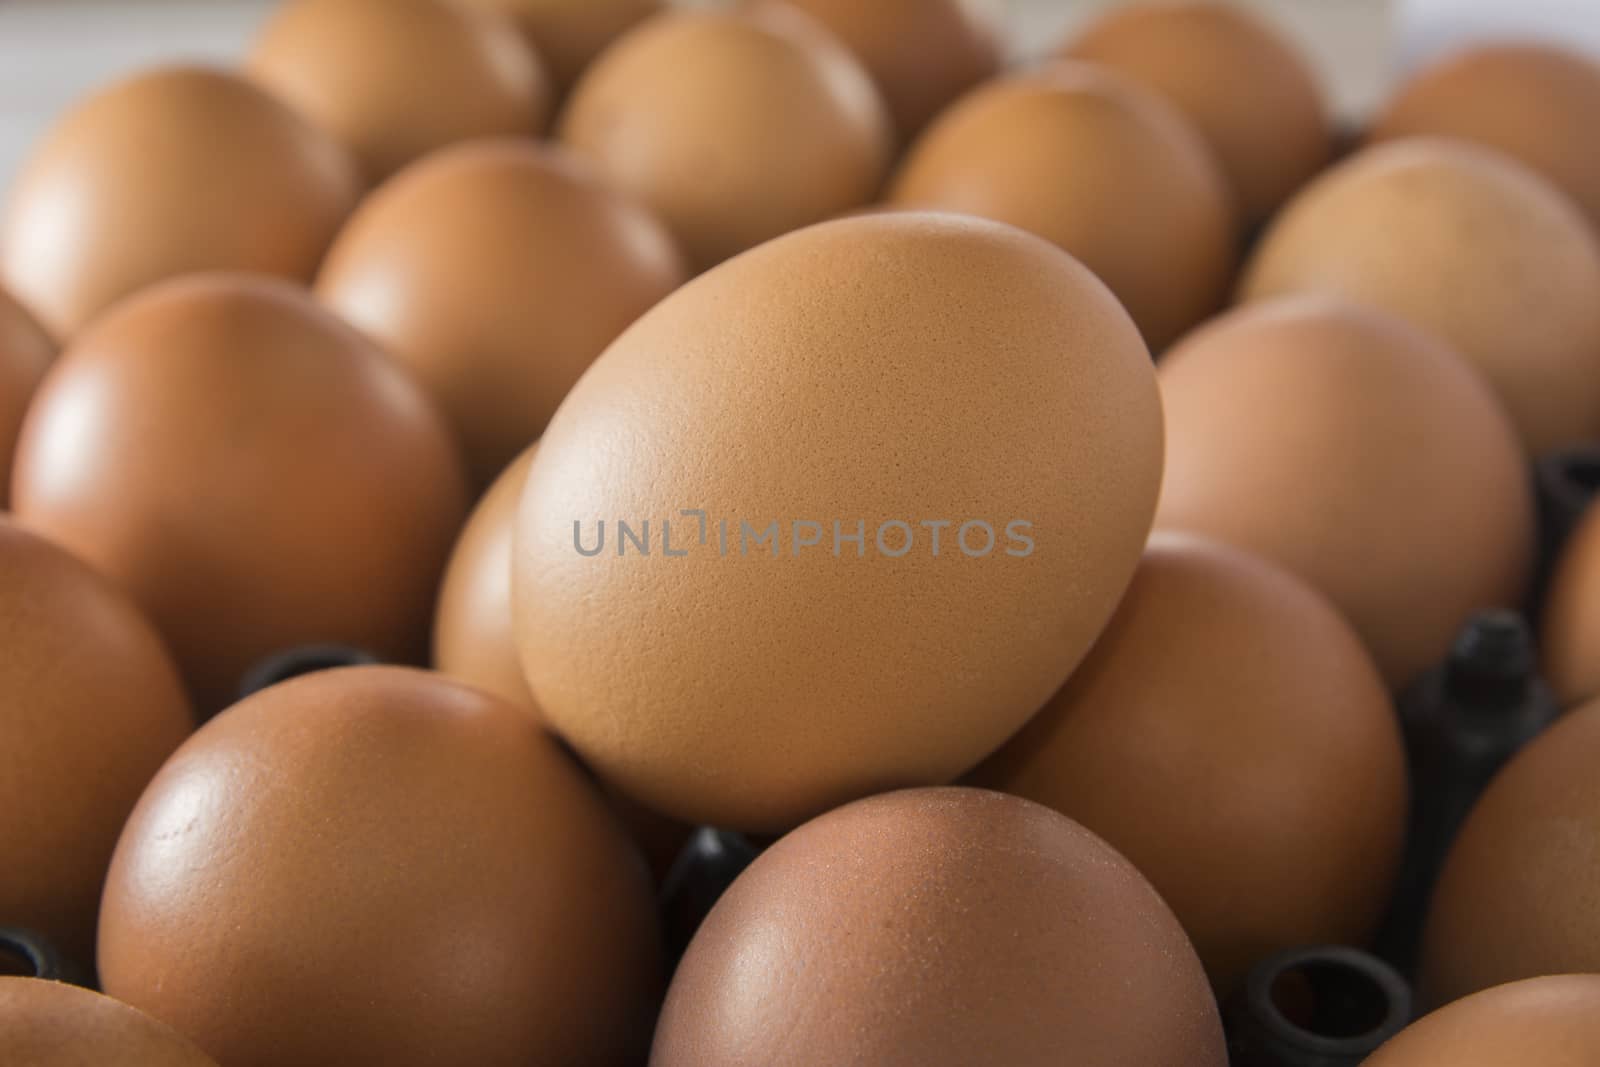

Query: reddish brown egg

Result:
[11,274,467,713]
[98,666,662,1067]
[248,0,551,185]
[1,978,218,1066]
[653,788,1226,1066]
[1368,975,1600,1066]
[1542,503,1600,707]
[0,518,192,965]
[970,532,1407,993]
[0,66,357,339]
[317,141,685,486]
[458,0,663,94]
[0,286,54,506]
[889,64,1236,352]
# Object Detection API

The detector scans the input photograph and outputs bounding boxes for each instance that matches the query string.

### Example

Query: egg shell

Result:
[0,519,192,965]
[0,286,54,506]
[970,531,1407,993]
[512,212,1163,832]
[0,978,218,1067]
[457,0,663,94]
[317,140,685,486]
[1239,137,1600,456]
[98,666,662,1067]
[1064,0,1332,224]
[652,787,1226,1066]
[1156,296,1532,688]
[248,0,551,185]
[11,274,468,714]
[889,63,1236,353]
[559,8,892,273]
[1367,975,1600,1066]
[1540,502,1600,707]
[0,66,357,340]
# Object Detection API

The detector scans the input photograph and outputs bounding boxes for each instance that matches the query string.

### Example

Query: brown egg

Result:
[1064,0,1332,224]
[889,64,1235,352]
[11,274,467,714]
[457,0,662,95]
[0,519,191,965]
[559,8,891,273]
[1541,504,1600,707]
[653,788,1225,1066]
[1239,138,1600,455]
[317,141,685,486]
[98,666,662,1067]
[512,213,1162,832]
[0,66,357,340]
[1368,975,1600,1066]
[1420,697,1600,1006]
[1156,297,1531,688]
[1371,43,1600,234]
[767,0,1001,144]
[1,978,218,1066]
[248,0,551,185]
[970,532,1406,993]
[0,287,54,506]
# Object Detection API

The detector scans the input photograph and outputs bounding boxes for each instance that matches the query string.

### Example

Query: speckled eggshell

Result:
[0,518,192,965]
[1155,296,1532,688]
[889,64,1236,353]
[652,788,1226,1066]
[457,0,663,95]
[98,666,662,1067]
[0,66,357,340]
[1064,0,1332,224]
[1239,138,1600,455]
[1420,697,1600,1007]
[512,212,1163,833]
[0,287,54,506]
[11,274,468,714]
[1541,504,1600,707]
[559,8,892,273]
[1,978,218,1067]
[317,141,686,486]
[1368,975,1600,1066]
[969,532,1406,993]
[248,0,551,185]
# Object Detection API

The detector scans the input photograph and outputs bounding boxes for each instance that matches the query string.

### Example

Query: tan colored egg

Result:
[11,274,467,714]
[248,0,551,185]
[769,0,1001,144]
[653,788,1226,1066]
[0,66,357,340]
[1240,138,1600,455]
[99,666,661,1067]
[1368,975,1600,1066]
[317,141,685,486]
[1541,504,1600,707]
[0,287,54,506]
[512,213,1163,832]
[1372,43,1600,234]
[970,532,1406,993]
[890,64,1235,352]
[0,518,192,965]
[559,8,891,273]
[1064,0,1332,224]
[1,978,218,1067]
[1156,297,1531,688]
[457,0,663,95]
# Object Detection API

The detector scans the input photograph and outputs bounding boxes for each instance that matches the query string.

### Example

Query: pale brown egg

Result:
[11,274,467,714]
[1064,0,1332,224]
[652,788,1226,1066]
[889,64,1235,353]
[512,213,1163,832]
[1372,43,1600,234]
[1368,975,1600,1066]
[1156,296,1531,688]
[0,66,357,340]
[1420,697,1600,1006]
[1239,138,1600,455]
[1,978,218,1067]
[248,0,551,185]
[98,667,662,1067]
[559,8,892,273]
[970,532,1407,993]
[1541,502,1600,707]
[317,141,685,486]
[457,0,663,95]
[0,518,192,965]
[0,287,54,506]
